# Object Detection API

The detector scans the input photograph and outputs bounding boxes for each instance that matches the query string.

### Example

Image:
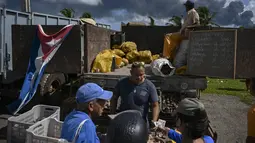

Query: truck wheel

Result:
[40,73,66,105]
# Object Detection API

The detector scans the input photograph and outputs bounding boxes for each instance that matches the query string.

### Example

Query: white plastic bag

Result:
[151,58,175,77]
[173,40,189,69]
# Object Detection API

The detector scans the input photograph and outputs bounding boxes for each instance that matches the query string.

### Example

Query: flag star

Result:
[46,38,61,47]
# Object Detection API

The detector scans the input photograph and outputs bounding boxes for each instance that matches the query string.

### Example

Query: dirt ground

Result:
[200,94,250,143]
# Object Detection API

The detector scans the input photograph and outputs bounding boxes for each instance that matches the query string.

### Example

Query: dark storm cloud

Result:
[3,0,255,27]
[215,1,254,27]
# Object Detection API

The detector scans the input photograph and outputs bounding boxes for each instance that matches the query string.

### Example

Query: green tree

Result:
[60,8,75,18]
[81,12,93,19]
[166,16,182,28]
[148,16,155,26]
[196,6,220,27]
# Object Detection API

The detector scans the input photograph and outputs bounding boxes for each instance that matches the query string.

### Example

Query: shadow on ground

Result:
[217,88,246,92]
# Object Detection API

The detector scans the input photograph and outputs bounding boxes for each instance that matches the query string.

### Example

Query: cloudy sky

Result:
[0,0,254,30]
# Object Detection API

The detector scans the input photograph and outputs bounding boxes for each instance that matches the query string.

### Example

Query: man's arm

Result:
[148,82,160,121]
[110,82,120,114]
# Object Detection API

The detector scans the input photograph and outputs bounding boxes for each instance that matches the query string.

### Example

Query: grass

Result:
[202,78,254,104]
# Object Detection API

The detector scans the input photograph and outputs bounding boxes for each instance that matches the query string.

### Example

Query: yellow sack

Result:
[122,58,129,66]
[121,41,137,53]
[112,44,121,49]
[91,50,122,73]
[152,54,160,61]
[163,32,183,62]
[115,55,122,67]
[126,50,140,63]
[112,49,125,57]
[138,50,152,64]
[175,65,187,75]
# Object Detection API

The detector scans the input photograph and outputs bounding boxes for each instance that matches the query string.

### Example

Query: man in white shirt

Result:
[162,0,200,59]
[180,0,200,35]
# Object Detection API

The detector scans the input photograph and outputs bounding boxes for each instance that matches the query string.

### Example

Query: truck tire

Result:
[40,73,66,105]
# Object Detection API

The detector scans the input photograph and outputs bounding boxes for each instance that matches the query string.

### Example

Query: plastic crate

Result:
[26,117,64,143]
[7,105,60,143]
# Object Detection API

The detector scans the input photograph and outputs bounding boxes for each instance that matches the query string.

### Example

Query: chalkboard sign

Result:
[187,29,237,78]
[236,29,255,78]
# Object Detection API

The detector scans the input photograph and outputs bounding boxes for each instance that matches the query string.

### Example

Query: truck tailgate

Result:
[82,64,207,91]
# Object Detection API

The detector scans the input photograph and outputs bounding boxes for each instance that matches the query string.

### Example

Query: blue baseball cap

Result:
[76,83,113,103]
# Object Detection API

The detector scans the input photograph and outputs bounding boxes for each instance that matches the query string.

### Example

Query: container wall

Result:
[1,8,30,76]
[84,24,114,72]
[1,8,110,83]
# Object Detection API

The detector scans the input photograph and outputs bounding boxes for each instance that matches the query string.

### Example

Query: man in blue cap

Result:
[61,83,113,143]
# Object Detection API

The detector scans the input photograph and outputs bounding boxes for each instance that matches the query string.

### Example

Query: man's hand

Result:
[157,127,170,136]
[149,120,158,130]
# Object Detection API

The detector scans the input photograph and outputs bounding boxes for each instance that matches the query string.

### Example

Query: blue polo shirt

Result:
[114,77,158,124]
[168,129,214,143]
[61,110,100,143]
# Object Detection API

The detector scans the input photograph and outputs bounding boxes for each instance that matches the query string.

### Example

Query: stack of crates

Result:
[7,105,60,143]
[26,117,65,143]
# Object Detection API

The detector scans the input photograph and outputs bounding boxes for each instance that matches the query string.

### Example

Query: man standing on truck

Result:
[61,83,113,143]
[110,62,160,128]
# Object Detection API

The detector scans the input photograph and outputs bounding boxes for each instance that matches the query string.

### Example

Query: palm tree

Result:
[81,12,93,19]
[60,8,75,18]
[196,6,220,27]
[148,16,155,26]
[166,16,182,28]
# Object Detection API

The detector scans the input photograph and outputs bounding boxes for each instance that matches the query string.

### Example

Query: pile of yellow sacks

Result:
[113,41,160,64]
[91,41,160,73]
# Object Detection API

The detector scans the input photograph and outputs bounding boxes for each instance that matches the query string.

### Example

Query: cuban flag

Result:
[7,24,74,115]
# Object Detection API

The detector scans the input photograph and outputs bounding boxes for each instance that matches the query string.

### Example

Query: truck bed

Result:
[88,64,152,76]
[81,64,207,91]
[85,64,204,78]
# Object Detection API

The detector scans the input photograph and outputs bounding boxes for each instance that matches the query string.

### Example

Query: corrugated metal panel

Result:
[32,12,79,25]
[1,8,30,78]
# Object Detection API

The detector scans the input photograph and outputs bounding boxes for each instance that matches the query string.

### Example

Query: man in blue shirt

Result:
[110,62,160,128]
[61,83,113,143]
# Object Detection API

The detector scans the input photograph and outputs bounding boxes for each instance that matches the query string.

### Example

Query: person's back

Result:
[61,110,98,142]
